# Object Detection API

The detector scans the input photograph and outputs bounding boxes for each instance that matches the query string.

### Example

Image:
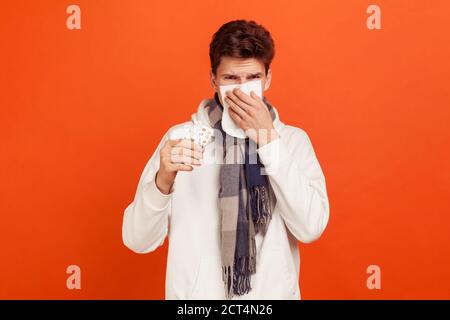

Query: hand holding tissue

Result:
[219,80,263,139]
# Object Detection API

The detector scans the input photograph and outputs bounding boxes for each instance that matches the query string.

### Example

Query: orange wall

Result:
[1,0,449,299]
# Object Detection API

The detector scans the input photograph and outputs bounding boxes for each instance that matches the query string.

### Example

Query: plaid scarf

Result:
[206,92,276,299]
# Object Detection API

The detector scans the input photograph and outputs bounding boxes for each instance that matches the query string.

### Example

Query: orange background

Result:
[1,0,449,299]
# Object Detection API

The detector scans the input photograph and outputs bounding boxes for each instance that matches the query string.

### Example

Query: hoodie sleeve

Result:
[256,127,330,243]
[122,130,173,254]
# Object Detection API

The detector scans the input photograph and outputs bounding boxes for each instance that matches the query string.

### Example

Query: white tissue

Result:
[219,79,263,139]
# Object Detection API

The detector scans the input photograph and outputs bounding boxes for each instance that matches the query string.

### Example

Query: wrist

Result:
[155,170,174,194]
[257,127,279,147]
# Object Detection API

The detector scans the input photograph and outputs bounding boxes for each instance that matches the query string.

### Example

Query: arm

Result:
[122,132,173,254]
[257,128,330,243]
[122,129,203,254]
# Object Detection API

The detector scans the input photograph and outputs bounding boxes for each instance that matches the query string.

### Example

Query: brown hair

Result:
[209,19,275,76]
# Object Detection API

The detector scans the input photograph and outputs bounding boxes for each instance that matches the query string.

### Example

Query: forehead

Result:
[216,57,265,75]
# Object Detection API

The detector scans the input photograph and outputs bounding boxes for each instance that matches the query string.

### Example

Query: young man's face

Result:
[210,57,272,106]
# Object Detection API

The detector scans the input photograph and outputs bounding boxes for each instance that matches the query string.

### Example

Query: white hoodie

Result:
[122,98,330,300]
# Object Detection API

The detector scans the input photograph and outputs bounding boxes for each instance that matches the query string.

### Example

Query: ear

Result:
[210,70,218,92]
[263,69,272,91]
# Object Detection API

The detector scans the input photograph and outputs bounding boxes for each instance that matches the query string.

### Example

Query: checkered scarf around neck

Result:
[206,92,277,299]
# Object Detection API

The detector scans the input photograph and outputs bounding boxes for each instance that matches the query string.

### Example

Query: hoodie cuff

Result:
[142,178,174,211]
[256,137,288,175]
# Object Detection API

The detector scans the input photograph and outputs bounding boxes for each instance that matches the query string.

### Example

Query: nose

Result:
[238,77,247,84]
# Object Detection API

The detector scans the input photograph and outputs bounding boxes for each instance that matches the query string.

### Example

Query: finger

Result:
[171,147,203,160]
[170,163,194,172]
[226,96,248,120]
[232,88,258,107]
[225,90,252,113]
[225,90,249,110]
[174,139,203,152]
[170,154,202,166]
[168,138,183,147]
[250,91,265,107]
[228,107,244,127]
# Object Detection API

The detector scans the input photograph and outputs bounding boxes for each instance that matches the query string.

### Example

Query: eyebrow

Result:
[222,72,263,78]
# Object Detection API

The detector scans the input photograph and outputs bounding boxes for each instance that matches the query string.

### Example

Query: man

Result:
[122,19,329,300]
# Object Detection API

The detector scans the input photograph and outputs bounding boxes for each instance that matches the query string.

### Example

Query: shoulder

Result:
[279,124,311,146]
[276,124,320,162]
[152,121,193,144]
[162,98,212,140]
[166,121,193,140]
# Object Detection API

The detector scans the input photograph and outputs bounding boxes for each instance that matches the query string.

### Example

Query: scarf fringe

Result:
[224,255,258,299]
[222,186,272,299]
[250,185,272,234]
[223,265,234,300]
[250,237,256,269]
[233,256,256,296]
